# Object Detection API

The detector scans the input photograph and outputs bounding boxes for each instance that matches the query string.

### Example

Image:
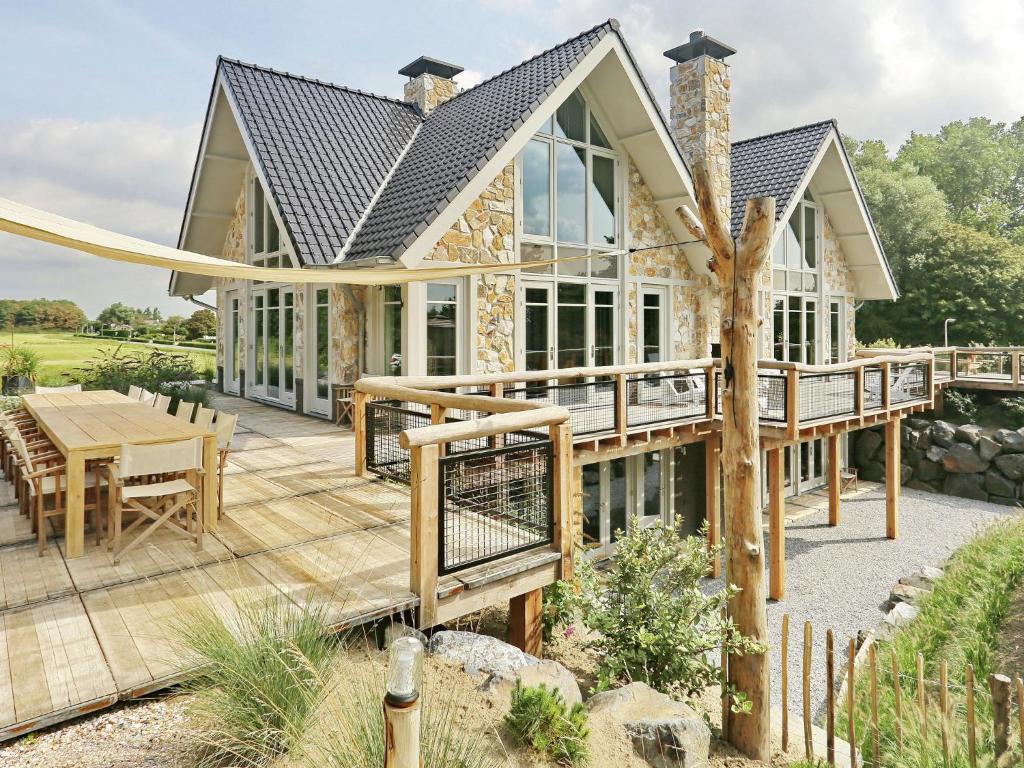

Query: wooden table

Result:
[21,390,217,558]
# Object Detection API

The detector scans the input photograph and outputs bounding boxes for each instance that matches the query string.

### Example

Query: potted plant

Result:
[1,346,41,395]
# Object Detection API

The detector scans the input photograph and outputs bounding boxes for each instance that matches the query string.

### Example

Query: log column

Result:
[828,434,841,527]
[768,447,786,600]
[885,417,901,539]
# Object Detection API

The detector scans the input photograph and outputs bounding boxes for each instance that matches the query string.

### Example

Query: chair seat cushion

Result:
[122,478,195,500]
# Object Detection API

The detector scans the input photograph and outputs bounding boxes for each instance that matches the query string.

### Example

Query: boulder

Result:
[901,424,914,443]
[429,631,537,676]
[978,436,1002,462]
[985,469,1017,498]
[900,566,943,591]
[906,448,926,466]
[890,583,930,606]
[908,479,939,493]
[915,458,945,483]
[589,682,710,768]
[995,428,1017,445]
[854,430,884,467]
[943,473,988,501]
[884,602,920,628]
[990,495,1023,508]
[955,423,984,445]
[931,421,957,448]
[942,443,990,474]
[481,659,582,706]
[916,429,933,450]
[925,445,949,464]
[1000,431,1024,455]
[859,461,885,483]
[907,417,931,431]
[901,463,914,485]
[995,453,1024,481]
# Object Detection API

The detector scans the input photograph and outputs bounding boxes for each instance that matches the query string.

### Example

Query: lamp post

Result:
[944,318,956,347]
[383,636,424,768]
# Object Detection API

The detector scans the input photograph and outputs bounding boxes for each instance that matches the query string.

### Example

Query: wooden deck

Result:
[0,393,420,740]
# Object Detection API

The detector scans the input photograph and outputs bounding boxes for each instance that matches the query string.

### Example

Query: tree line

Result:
[846,116,1024,346]
[0,298,87,330]
[0,298,215,341]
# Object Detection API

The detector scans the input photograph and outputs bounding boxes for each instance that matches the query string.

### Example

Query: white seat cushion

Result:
[122,478,195,500]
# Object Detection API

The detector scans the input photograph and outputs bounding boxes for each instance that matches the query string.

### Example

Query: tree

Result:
[96,302,136,327]
[162,316,187,341]
[183,309,217,340]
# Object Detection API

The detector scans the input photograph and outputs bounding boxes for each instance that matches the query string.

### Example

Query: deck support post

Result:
[509,587,543,656]
[828,434,841,527]
[354,389,369,477]
[768,446,785,601]
[705,433,722,578]
[550,423,574,581]
[410,443,440,629]
[885,417,901,540]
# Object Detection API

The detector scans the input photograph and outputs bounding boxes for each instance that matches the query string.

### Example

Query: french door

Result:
[223,289,241,395]
[521,280,618,375]
[306,286,331,416]
[250,285,295,406]
[581,451,670,559]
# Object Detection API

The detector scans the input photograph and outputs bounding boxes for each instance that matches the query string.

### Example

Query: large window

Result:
[426,283,458,376]
[383,286,403,375]
[520,88,620,279]
[772,190,819,293]
[250,176,290,268]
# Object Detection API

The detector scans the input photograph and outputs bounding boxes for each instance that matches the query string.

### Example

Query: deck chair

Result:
[193,406,215,431]
[153,393,172,412]
[213,412,239,519]
[34,384,82,394]
[174,400,195,423]
[864,365,924,405]
[128,385,143,400]
[10,432,105,554]
[658,370,707,408]
[106,437,203,563]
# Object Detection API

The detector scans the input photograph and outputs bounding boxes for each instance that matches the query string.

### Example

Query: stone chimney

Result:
[399,56,463,115]
[665,30,736,223]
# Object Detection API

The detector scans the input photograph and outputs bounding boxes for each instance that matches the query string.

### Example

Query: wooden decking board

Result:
[214,496,361,556]
[229,446,323,472]
[258,461,364,495]
[0,544,74,611]
[221,472,297,507]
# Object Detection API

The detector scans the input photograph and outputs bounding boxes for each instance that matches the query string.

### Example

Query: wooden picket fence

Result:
[722,614,1024,766]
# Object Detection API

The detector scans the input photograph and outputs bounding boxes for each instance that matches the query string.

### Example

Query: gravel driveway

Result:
[711,483,1013,720]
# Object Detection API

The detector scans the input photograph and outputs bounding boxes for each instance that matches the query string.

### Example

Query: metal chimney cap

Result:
[664,31,736,64]
[398,56,464,80]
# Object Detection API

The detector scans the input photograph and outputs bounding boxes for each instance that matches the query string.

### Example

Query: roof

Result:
[729,119,835,235]
[339,20,617,264]
[219,58,421,266]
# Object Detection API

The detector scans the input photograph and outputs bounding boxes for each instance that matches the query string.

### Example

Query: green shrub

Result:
[944,388,978,420]
[998,396,1024,428]
[582,518,763,703]
[505,681,589,766]
[542,551,600,640]
[71,346,208,403]
[0,345,40,379]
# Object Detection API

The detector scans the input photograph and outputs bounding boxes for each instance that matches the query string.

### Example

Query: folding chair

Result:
[106,437,204,563]
[193,406,215,431]
[34,384,82,394]
[174,400,195,423]
[213,412,239,519]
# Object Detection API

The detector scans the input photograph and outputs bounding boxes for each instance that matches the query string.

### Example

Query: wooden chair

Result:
[174,400,195,423]
[10,432,105,554]
[193,406,215,431]
[128,385,143,400]
[106,437,204,563]
[153,393,172,412]
[213,412,239,519]
[335,384,355,426]
[34,384,82,394]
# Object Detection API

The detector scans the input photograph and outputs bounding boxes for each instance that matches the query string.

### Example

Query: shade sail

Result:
[0,196,608,289]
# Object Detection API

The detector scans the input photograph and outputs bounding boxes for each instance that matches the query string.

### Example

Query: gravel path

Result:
[712,484,1012,720]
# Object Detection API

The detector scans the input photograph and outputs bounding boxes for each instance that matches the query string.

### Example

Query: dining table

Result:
[20,389,218,558]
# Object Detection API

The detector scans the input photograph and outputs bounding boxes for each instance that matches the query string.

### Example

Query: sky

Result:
[2,0,1024,319]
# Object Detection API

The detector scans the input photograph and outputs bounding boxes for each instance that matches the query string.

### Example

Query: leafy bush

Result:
[583,518,764,703]
[542,551,600,640]
[71,346,208,403]
[943,388,978,421]
[998,396,1024,428]
[858,337,901,350]
[505,681,589,766]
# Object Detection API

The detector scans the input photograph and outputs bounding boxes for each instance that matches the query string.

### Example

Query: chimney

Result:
[665,30,736,221]
[399,56,463,115]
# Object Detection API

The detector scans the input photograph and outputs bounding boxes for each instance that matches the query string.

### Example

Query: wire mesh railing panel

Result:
[625,371,708,428]
[934,352,953,381]
[889,361,929,404]
[503,378,616,437]
[438,439,553,574]
[715,371,788,424]
[863,366,884,411]
[798,372,857,422]
[366,400,432,483]
[956,351,1012,380]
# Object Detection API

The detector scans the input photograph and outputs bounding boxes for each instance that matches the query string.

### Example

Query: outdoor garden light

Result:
[385,635,424,704]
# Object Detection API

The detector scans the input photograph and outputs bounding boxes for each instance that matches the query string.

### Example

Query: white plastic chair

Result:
[34,384,82,394]
[106,437,204,563]
[213,412,239,519]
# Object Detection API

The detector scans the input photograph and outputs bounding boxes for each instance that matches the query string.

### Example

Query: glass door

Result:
[581,458,628,560]
[635,451,666,529]
[250,285,295,406]
[641,287,667,363]
[307,286,331,416]
[224,290,241,395]
[524,282,554,374]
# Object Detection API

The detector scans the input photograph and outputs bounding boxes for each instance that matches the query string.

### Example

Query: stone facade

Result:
[216,186,247,371]
[330,284,364,385]
[404,74,458,115]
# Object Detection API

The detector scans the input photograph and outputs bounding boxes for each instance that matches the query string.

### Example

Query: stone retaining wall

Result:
[852,418,1024,506]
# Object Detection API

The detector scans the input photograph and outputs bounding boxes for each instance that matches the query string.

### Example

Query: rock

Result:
[890,583,930,606]
[908,479,939,493]
[942,443,990,474]
[907,417,931,431]
[589,682,710,768]
[994,428,1017,445]
[979,436,1002,462]
[990,495,1023,508]
[943,473,988,501]
[854,430,884,467]
[916,430,933,450]
[931,421,957,448]
[901,463,914,485]
[901,424,914,443]
[915,458,945,482]
[860,461,885,483]
[429,631,537,676]
[906,448,926,466]
[995,453,1024,481]
[986,468,1017,498]
[955,423,984,445]
[899,566,943,589]
[925,445,949,464]
[1000,431,1024,454]
[481,659,582,706]
[884,602,920,628]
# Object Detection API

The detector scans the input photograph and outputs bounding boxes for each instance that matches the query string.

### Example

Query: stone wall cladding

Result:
[216,185,247,369]
[404,75,459,115]
[330,284,364,384]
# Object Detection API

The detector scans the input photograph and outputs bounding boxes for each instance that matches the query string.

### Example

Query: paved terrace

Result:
[0,394,418,739]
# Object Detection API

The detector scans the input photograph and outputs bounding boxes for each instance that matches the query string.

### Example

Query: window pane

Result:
[773,233,785,265]
[609,458,626,542]
[556,245,588,277]
[384,298,402,376]
[536,115,553,135]
[803,205,816,269]
[805,300,817,364]
[316,303,329,398]
[383,285,401,303]
[267,290,280,396]
[524,288,550,372]
[591,251,618,279]
[254,183,265,253]
[254,296,264,386]
[557,282,585,304]
[557,304,585,368]
[643,453,662,519]
[231,298,240,382]
[582,464,601,549]
[555,89,586,142]
[267,206,280,252]
[773,298,785,361]
[786,214,801,270]
[427,283,457,303]
[772,268,786,290]
[284,297,294,394]
[427,285,457,376]
[590,154,617,245]
[788,295,801,363]
[590,114,612,149]
[521,243,553,274]
[594,292,615,367]
[643,293,662,363]
[556,144,586,243]
[523,139,551,237]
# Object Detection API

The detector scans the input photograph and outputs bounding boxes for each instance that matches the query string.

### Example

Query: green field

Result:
[3,331,216,384]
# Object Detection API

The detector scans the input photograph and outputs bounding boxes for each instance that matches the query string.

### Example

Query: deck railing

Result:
[858,346,1024,389]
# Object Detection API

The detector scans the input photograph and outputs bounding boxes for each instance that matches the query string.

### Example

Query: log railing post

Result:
[354,389,370,477]
[550,422,574,581]
[950,349,958,383]
[768,446,786,600]
[990,673,1012,766]
[881,361,891,413]
[885,416,901,540]
[786,368,800,440]
[705,364,717,422]
[855,365,865,421]
[1013,352,1021,388]
[614,373,628,442]
[827,434,841,527]
[410,443,440,630]
[430,404,448,456]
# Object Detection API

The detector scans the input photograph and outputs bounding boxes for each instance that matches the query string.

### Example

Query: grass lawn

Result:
[3,331,216,384]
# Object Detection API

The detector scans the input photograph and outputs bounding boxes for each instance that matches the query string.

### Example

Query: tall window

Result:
[383,286,402,375]
[315,289,329,399]
[250,177,289,268]
[426,283,458,376]
[772,190,819,293]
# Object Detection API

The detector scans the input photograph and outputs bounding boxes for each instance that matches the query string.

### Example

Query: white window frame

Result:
[246,166,297,270]
[422,279,466,377]
[305,284,332,417]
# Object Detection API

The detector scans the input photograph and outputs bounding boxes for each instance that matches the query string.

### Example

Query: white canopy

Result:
[0,197,604,288]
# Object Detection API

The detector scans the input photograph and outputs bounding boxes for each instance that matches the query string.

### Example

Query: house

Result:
[170,20,897,560]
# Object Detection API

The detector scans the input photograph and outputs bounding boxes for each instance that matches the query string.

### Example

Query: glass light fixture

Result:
[386,636,424,705]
